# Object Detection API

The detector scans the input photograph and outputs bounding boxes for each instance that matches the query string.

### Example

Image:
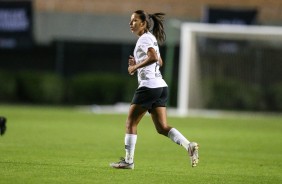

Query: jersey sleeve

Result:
[139,35,154,53]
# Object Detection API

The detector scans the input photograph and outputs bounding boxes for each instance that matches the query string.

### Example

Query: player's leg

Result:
[150,107,199,167]
[124,104,147,163]
[150,106,191,148]
[110,104,147,169]
[125,104,147,134]
[149,87,190,147]
[150,107,171,135]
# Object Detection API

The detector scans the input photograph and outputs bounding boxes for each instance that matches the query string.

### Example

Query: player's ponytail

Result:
[148,13,166,44]
[134,10,166,44]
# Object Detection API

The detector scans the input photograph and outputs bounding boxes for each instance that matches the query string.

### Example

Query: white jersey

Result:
[133,32,167,88]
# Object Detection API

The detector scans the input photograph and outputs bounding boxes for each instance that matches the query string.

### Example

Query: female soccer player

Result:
[110,10,199,169]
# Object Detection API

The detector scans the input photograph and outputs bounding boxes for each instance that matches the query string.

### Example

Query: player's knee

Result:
[156,126,170,136]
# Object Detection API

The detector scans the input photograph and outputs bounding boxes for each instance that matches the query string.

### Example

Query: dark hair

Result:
[134,10,166,44]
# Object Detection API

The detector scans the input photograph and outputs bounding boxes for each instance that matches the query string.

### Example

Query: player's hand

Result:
[128,55,136,66]
[128,65,136,75]
[128,55,136,75]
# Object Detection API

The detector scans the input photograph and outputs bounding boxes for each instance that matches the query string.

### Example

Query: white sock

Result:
[168,128,190,151]
[124,134,137,164]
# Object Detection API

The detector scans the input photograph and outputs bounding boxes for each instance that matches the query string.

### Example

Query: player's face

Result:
[129,13,146,36]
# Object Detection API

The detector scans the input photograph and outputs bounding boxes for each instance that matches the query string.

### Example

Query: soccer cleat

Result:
[188,142,199,167]
[0,117,7,136]
[110,157,134,169]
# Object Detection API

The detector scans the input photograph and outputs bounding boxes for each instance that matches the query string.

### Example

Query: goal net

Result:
[177,23,282,115]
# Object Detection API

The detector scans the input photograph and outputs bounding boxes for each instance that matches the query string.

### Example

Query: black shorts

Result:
[131,87,168,112]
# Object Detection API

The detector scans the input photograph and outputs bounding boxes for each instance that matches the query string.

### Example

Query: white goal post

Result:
[178,23,282,116]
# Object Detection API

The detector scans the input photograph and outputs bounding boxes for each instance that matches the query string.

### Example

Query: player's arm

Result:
[128,47,158,74]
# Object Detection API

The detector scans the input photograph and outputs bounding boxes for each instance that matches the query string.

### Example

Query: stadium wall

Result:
[34,12,135,44]
[32,0,282,44]
[34,0,282,23]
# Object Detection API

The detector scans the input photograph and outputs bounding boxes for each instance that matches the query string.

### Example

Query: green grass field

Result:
[0,105,281,184]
